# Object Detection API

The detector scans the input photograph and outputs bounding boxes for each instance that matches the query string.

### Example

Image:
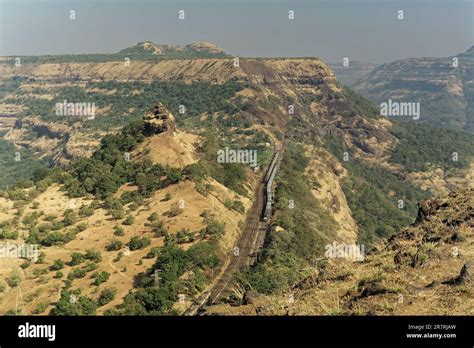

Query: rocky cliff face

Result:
[353,46,474,133]
[1,47,474,245]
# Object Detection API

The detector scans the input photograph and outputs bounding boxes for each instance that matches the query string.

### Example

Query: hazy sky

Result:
[0,0,472,63]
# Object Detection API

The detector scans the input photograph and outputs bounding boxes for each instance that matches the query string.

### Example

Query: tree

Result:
[50,291,97,316]
[93,271,110,286]
[50,259,64,271]
[123,215,135,225]
[98,288,117,306]
[128,236,151,251]
[106,240,123,251]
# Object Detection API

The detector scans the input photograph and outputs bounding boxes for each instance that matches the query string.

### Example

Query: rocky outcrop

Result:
[143,102,175,135]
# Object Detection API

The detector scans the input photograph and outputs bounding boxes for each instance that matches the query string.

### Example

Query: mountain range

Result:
[0,42,472,316]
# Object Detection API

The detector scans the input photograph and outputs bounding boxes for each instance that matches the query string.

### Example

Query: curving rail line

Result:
[183,149,282,315]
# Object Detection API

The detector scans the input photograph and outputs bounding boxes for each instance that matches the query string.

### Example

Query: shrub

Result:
[20,261,31,269]
[145,247,161,259]
[149,220,168,237]
[50,259,65,271]
[62,209,78,226]
[224,199,245,214]
[50,291,97,316]
[32,303,47,314]
[128,236,151,251]
[75,222,88,233]
[69,268,86,279]
[168,202,183,217]
[79,206,94,217]
[113,225,125,236]
[69,252,85,266]
[98,288,117,306]
[176,229,195,244]
[93,271,110,286]
[84,249,102,262]
[148,212,159,222]
[106,239,123,251]
[200,219,225,239]
[123,215,135,225]
[82,262,98,273]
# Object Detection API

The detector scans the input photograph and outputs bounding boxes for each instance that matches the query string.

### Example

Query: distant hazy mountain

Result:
[0,41,230,65]
[353,46,474,133]
[328,61,377,87]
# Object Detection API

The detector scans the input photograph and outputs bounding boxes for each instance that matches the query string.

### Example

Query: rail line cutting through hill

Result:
[183,145,284,315]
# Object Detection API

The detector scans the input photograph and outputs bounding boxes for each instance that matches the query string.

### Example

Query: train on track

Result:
[184,150,282,315]
[262,151,279,221]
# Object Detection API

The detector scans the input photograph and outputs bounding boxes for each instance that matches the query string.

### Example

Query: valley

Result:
[0,41,472,316]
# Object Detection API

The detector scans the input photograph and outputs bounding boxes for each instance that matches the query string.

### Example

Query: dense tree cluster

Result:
[111,241,220,315]
[390,122,474,172]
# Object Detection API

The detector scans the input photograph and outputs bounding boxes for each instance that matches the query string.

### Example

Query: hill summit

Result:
[117,41,229,58]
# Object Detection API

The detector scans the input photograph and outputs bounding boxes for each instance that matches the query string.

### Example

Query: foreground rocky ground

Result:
[205,188,474,315]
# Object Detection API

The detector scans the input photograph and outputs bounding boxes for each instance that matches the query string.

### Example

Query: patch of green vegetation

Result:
[325,134,430,246]
[112,240,220,315]
[185,131,249,196]
[340,85,381,118]
[389,122,474,172]
[63,120,182,199]
[50,290,97,315]
[92,271,110,286]
[242,143,338,294]
[4,44,229,65]
[15,80,244,130]
[0,138,49,190]
[128,236,151,251]
[98,288,117,306]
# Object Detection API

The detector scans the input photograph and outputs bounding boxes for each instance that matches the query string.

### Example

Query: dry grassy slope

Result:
[304,145,358,244]
[0,128,254,315]
[205,188,474,315]
[132,130,199,168]
[2,56,473,249]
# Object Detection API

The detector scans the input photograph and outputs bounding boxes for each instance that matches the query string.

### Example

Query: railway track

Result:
[207,178,266,304]
[183,150,282,315]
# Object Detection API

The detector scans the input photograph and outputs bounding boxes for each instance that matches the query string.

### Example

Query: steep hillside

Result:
[1,44,474,315]
[205,188,474,315]
[0,105,260,315]
[353,46,474,133]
